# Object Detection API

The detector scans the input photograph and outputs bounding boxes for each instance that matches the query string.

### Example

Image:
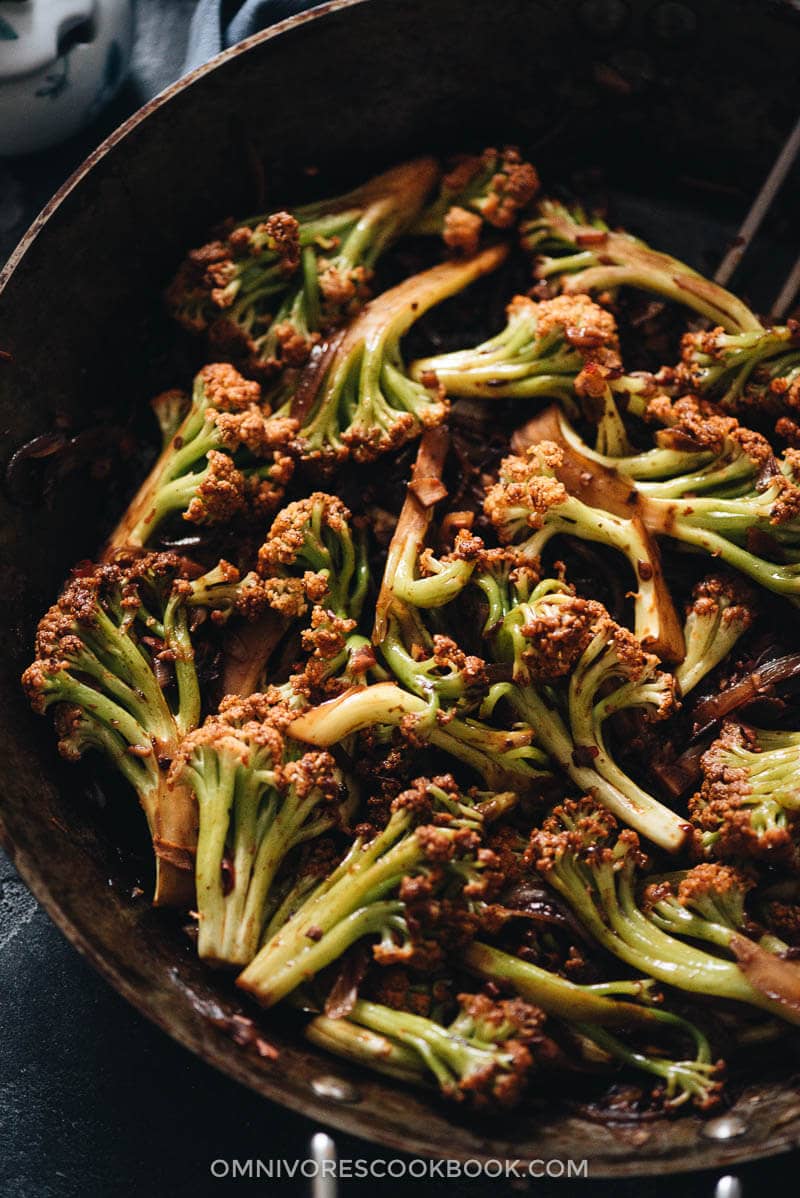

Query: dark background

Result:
[1,3,798,1195]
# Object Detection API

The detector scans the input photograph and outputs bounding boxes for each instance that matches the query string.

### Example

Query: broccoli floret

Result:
[484,442,682,658]
[411,293,639,459]
[411,292,621,409]
[166,158,439,376]
[288,681,550,795]
[412,147,539,251]
[678,323,800,418]
[639,445,800,600]
[307,991,549,1108]
[272,246,508,463]
[172,693,356,964]
[674,575,756,697]
[519,399,800,605]
[521,200,762,333]
[689,723,800,868]
[110,363,297,550]
[257,492,369,623]
[237,776,508,1006]
[476,577,687,851]
[560,392,772,501]
[577,1018,724,1112]
[529,799,800,1024]
[216,492,371,700]
[21,551,272,905]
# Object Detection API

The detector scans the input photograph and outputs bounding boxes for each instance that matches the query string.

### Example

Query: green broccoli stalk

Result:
[21,551,273,905]
[171,692,356,964]
[516,401,800,605]
[305,1006,428,1087]
[257,492,369,625]
[576,1017,723,1111]
[215,492,372,701]
[309,969,722,1110]
[306,991,549,1108]
[463,941,662,1027]
[411,146,539,252]
[642,864,783,950]
[273,245,508,463]
[109,363,297,550]
[674,576,756,697]
[484,441,683,659]
[260,837,342,944]
[529,799,800,1024]
[288,681,550,794]
[411,293,621,410]
[678,323,800,416]
[477,578,688,851]
[166,157,440,376]
[237,777,510,1007]
[521,200,762,333]
[557,393,769,501]
[637,448,800,599]
[689,723,800,868]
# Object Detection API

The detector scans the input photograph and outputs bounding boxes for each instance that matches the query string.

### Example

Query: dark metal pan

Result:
[2,0,800,1174]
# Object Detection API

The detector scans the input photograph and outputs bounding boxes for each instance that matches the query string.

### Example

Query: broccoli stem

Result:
[503,684,688,852]
[305,1013,425,1085]
[641,505,800,598]
[285,246,508,462]
[288,682,550,792]
[463,942,660,1028]
[577,1017,720,1109]
[238,809,420,1005]
[108,397,221,549]
[522,202,762,333]
[519,493,670,651]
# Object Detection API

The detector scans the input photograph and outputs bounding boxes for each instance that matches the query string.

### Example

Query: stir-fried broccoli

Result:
[411,293,621,409]
[675,575,756,697]
[172,691,356,964]
[167,158,439,376]
[289,680,550,794]
[110,363,297,549]
[484,441,682,657]
[521,398,800,604]
[412,146,539,253]
[521,200,762,333]
[560,393,772,500]
[272,245,508,462]
[575,1018,724,1112]
[678,323,800,419]
[219,492,371,700]
[530,799,800,1024]
[30,147,800,1119]
[238,776,509,1006]
[479,579,687,851]
[307,992,549,1107]
[21,551,272,904]
[689,723,800,868]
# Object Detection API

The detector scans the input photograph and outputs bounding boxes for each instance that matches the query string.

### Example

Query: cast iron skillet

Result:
[2,0,800,1174]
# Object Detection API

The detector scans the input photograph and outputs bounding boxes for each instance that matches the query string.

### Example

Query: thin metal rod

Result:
[772,249,800,320]
[715,1176,743,1198]
[714,113,800,287]
[310,1131,338,1198]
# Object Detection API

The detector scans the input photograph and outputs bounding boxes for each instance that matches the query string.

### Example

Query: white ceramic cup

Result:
[0,0,134,156]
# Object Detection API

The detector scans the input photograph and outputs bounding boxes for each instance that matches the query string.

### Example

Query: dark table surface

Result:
[2,4,798,1195]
